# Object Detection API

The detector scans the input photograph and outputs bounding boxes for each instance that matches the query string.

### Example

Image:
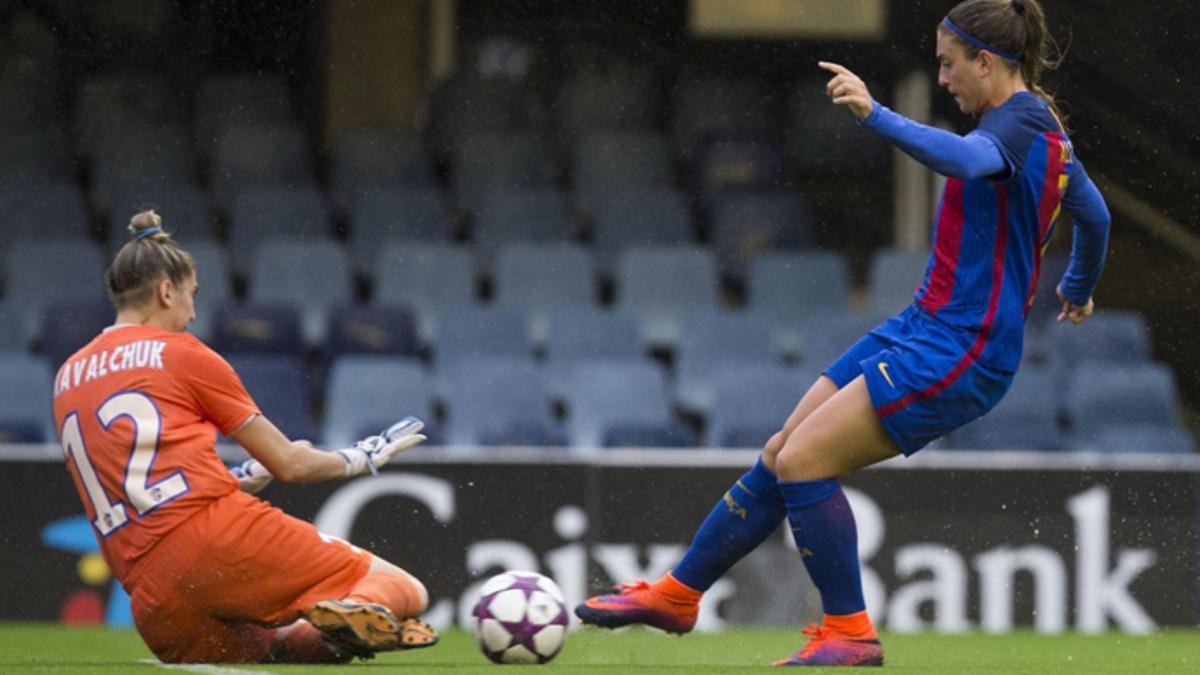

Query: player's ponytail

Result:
[106,209,196,309]
[944,0,1068,128]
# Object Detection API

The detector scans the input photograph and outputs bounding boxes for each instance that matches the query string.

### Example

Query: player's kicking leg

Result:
[577,378,841,636]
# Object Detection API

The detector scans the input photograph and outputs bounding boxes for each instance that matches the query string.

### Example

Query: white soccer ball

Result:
[471,570,569,664]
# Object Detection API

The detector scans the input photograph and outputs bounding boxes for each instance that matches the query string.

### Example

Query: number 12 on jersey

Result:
[59,391,190,536]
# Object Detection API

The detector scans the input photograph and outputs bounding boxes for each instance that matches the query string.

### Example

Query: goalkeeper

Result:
[51,210,436,664]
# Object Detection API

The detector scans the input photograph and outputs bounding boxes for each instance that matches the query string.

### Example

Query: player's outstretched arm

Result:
[231,415,426,483]
[818,61,1006,180]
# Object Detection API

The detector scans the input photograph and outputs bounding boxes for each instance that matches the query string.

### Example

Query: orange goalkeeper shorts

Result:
[126,490,372,663]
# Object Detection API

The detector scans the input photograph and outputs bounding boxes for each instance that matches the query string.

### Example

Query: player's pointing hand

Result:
[819,61,874,120]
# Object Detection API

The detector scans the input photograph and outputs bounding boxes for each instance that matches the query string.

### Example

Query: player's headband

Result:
[135,226,162,240]
[941,17,1022,62]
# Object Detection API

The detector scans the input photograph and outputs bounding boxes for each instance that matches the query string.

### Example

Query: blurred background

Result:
[0,0,1196,455]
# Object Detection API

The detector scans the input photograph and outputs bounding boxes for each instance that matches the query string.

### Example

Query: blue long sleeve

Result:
[1058,160,1111,305]
[860,101,1007,180]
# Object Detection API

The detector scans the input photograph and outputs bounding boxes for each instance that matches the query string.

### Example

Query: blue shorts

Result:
[823,304,1014,455]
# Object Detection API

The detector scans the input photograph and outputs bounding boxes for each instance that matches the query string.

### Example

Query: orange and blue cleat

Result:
[773,623,884,667]
[574,579,698,635]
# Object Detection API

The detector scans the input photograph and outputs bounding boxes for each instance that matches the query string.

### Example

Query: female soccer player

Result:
[577,0,1110,666]
[52,210,437,664]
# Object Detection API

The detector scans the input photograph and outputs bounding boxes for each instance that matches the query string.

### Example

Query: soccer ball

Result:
[471,570,569,664]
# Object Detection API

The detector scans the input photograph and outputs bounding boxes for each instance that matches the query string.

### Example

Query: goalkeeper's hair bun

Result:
[107,209,196,310]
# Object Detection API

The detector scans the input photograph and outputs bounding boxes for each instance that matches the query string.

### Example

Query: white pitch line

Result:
[140,658,275,675]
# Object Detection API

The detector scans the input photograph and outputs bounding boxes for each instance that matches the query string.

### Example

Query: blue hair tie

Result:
[942,17,1022,62]
[135,226,162,240]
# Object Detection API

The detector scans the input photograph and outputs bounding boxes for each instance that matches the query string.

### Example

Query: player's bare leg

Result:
[775,376,898,481]
[763,375,841,471]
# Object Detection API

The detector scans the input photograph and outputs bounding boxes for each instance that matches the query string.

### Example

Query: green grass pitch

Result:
[1,624,1198,674]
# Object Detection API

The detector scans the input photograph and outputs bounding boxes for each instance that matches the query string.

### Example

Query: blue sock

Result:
[672,458,787,591]
[778,479,866,616]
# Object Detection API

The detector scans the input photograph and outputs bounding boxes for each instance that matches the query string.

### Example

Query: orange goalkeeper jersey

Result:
[51,324,260,581]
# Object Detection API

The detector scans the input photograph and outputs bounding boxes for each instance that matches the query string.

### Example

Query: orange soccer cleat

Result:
[574,575,700,635]
[773,623,884,667]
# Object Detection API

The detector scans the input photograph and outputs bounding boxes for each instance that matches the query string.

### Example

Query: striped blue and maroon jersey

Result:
[914,92,1076,371]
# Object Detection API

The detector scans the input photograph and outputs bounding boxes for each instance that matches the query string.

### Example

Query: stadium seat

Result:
[868,248,929,315]
[572,131,673,214]
[1093,424,1196,454]
[952,367,1065,450]
[0,353,55,442]
[470,188,573,267]
[693,138,785,199]
[493,243,596,344]
[441,356,555,446]
[210,124,314,210]
[211,304,304,356]
[433,306,530,373]
[372,242,477,344]
[0,303,30,354]
[747,251,852,357]
[708,191,816,280]
[543,308,643,399]
[787,78,891,176]
[564,357,673,449]
[348,187,454,274]
[106,184,212,250]
[247,239,353,345]
[674,311,776,414]
[1044,309,1152,368]
[798,309,890,371]
[603,421,695,448]
[39,298,113,370]
[615,246,719,347]
[322,305,419,363]
[3,240,106,343]
[330,128,433,212]
[451,132,557,211]
[670,76,772,160]
[590,189,695,276]
[195,72,294,161]
[1064,362,1182,440]
[0,183,91,241]
[227,187,332,274]
[225,354,316,441]
[322,355,432,447]
[706,362,811,447]
[477,420,569,447]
